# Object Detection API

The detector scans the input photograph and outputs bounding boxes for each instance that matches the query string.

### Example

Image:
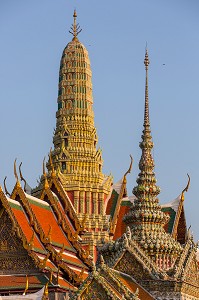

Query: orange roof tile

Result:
[57,276,77,291]
[52,193,76,234]
[9,202,45,253]
[113,204,130,240]
[26,195,74,251]
[57,249,88,269]
[0,275,47,290]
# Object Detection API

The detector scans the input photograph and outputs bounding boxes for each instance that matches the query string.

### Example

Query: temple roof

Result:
[70,258,155,300]
[0,180,91,293]
[162,194,187,244]
[0,275,48,293]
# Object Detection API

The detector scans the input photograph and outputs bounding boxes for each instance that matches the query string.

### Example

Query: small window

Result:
[62,162,66,170]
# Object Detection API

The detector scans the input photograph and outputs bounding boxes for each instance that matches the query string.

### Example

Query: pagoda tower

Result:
[123,49,182,269]
[46,11,112,250]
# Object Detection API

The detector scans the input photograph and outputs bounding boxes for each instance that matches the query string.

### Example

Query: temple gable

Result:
[0,210,38,274]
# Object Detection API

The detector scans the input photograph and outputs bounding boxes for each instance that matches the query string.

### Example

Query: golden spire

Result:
[69,9,82,40]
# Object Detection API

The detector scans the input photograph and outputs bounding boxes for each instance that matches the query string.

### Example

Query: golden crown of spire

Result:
[69,10,82,40]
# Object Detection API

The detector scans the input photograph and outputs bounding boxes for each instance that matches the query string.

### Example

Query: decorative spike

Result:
[144,48,150,128]
[181,174,190,201]
[19,162,27,192]
[3,177,11,197]
[43,157,46,177]
[69,10,82,40]
[14,158,20,187]
[124,154,133,178]
[44,178,49,190]
[49,148,55,177]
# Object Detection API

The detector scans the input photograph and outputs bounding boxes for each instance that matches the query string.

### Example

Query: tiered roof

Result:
[0,175,92,294]
[69,256,155,300]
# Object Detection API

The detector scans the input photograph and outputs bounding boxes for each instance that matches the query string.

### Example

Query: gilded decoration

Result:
[0,211,38,274]
[1,11,199,300]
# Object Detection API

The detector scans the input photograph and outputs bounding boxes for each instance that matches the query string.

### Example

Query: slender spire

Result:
[123,50,182,262]
[124,49,166,239]
[144,48,150,128]
[69,10,82,40]
[138,48,155,179]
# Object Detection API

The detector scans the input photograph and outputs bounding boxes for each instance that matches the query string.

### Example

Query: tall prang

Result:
[123,49,182,269]
[46,11,112,249]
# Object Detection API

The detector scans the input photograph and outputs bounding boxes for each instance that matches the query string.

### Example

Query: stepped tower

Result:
[124,49,182,269]
[47,11,112,249]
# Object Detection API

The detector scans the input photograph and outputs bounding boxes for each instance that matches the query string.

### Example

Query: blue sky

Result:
[0,1,199,238]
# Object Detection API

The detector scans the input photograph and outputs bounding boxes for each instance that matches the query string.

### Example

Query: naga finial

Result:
[19,162,27,192]
[69,9,82,40]
[181,174,190,201]
[124,154,133,177]
[3,176,11,197]
[14,158,20,187]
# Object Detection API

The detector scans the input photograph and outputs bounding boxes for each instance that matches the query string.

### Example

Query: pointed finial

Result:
[69,9,82,40]
[43,157,46,177]
[181,174,190,201]
[43,157,49,189]
[3,177,11,197]
[144,47,150,70]
[14,158,20,187]
[19,162,27,192]
[143,48,150,128]
[124,154,133,177]
[49,148,55,178]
